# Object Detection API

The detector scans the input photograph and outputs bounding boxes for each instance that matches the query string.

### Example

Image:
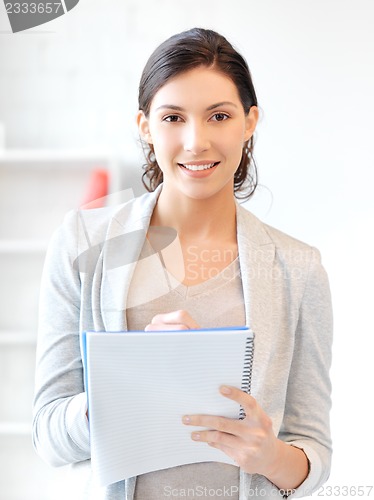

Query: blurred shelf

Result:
[0,331,36,344]
[0,422,32,436]
[0,148,114,165]
[0,148,122,499]
[0,239,48,253]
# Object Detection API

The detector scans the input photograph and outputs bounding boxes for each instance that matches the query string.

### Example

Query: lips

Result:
[178,162,220,171]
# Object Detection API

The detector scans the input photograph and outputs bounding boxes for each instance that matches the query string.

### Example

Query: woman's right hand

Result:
[144,309,200,331]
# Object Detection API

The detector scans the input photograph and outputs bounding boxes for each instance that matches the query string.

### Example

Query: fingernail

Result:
[220,385,231,395]
[192,433,200,440]
[182,415,191,424]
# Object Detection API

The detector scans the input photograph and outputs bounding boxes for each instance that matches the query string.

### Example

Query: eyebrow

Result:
[155,101,238,112]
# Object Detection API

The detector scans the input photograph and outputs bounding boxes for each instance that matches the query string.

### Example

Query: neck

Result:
[151,184,237,242]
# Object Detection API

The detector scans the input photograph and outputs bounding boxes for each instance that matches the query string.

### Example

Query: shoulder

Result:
[264,221,321,263]
[237,205,331,309]
[237,204,319,255]
[236,204,323,281]
[44,189,161,273]
[58,188,161,246]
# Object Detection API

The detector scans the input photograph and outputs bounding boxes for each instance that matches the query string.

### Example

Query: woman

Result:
[33,28,333,499]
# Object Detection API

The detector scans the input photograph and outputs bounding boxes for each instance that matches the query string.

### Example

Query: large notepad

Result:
[83,327,254,487]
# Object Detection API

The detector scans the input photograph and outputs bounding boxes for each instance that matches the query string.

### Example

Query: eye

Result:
[210,113,230,122]
[163,115,183,122]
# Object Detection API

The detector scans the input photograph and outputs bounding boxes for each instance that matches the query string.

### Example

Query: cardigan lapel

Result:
[98,188,162,332]
[236,204,276,405]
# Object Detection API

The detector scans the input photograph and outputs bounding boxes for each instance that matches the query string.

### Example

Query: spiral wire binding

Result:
[239,335,254,420]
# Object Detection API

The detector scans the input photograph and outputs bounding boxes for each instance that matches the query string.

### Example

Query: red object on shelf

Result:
[80,168,110,209]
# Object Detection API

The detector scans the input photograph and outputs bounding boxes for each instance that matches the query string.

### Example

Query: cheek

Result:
[150,128,181,159]
[217,128,245,160]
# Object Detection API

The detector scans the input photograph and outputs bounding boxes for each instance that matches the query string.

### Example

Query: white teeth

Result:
[181,163,216,171]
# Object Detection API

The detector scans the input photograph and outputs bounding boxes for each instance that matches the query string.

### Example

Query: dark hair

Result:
[138,27,258,200]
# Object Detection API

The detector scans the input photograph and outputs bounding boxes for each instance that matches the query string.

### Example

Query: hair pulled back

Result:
[138,27,258,200]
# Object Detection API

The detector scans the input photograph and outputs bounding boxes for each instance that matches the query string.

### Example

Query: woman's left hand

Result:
[182,385,282,478]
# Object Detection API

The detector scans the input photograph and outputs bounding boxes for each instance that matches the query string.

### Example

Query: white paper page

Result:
[86,328,253,487]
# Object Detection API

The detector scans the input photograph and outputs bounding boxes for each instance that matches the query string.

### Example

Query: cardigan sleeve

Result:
[32,210,91,467]
[278,247,333,497]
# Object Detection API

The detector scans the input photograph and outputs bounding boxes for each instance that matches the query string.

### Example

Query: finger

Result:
[149,310,200,329]
[145,323,189,331]
[191,429,241,450]
[182,414,243,436]
[219,385,258,415]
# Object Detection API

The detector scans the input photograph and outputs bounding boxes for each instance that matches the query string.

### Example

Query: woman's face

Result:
[137,66,258,201]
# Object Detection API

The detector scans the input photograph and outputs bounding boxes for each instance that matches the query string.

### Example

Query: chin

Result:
[181,185,230,202]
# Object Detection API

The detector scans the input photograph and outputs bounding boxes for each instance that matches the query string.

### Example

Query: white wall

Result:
[1,0,373,495]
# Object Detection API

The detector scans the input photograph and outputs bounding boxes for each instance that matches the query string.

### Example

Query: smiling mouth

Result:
[178,162,220,171]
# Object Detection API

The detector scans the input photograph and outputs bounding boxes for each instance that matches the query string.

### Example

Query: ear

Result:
[244,106,259,142]
[137,110,153,144]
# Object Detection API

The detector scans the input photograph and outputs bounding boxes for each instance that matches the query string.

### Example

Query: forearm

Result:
[33,393,90,467]
[265,439,309,491]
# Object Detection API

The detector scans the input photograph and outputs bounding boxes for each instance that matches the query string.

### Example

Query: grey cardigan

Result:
[32,186,333,499]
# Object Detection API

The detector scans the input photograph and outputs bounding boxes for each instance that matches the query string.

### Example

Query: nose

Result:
[183,121,210,155]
